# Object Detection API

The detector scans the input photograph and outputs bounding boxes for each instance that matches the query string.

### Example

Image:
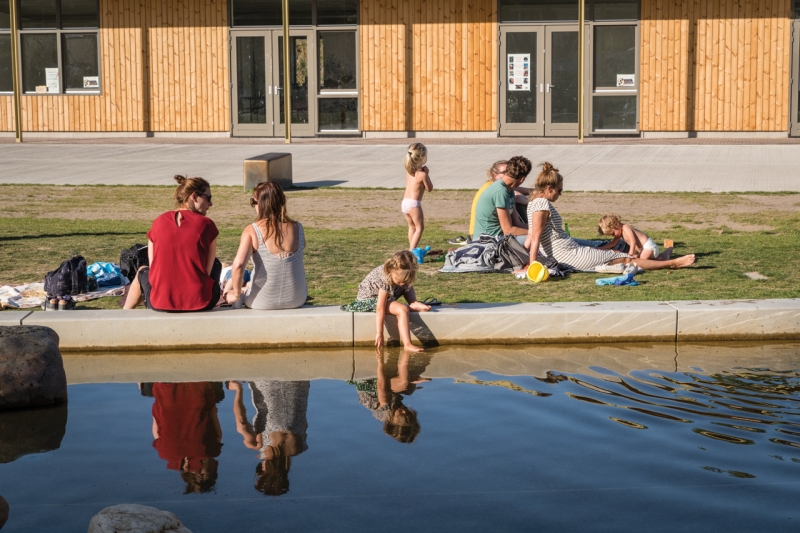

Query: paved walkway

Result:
[2,141,799,191]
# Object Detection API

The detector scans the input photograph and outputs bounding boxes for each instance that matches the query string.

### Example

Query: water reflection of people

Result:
[349,352,431,443]
[227,380,310,496]
[149,382,223,494]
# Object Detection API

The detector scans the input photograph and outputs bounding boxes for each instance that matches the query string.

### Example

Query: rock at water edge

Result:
[0,495,8,530]
[87,504,192,533]
[0,326,66,410]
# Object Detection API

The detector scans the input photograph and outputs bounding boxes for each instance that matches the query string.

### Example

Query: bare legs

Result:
[609,253,695,270]
[123,266,147,309]
[404,206,425,250]
[387,300,424,353]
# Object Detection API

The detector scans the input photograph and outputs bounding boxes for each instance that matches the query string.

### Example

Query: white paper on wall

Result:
[507,54,530,91]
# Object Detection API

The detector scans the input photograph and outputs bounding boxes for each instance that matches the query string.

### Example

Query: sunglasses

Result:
[197,192,212,202]
[249,197,258,207]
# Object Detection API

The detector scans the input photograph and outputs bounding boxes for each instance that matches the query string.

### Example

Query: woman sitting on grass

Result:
[525,162,695,272]
[124,175,221,311]
[224,182,307,310]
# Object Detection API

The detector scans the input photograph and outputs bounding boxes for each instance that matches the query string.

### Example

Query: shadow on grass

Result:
[0,231,142,242]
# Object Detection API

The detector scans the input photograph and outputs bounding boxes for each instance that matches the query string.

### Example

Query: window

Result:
[0,0,10,93]
[591,25,637,131]
[232,0,357,27]
[317,30,357,131]
[10,0,101,94]
[499,0,638,22]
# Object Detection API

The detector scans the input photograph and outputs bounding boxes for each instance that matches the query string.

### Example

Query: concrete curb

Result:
[5,298,800,351]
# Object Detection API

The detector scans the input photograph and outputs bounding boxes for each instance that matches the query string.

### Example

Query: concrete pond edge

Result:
[2,299,799,351]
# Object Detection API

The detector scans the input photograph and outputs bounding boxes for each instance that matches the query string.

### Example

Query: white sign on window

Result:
[507,54,530,91]
[617,74,635,87]
[83,76,100,88]
[45,68,59,93]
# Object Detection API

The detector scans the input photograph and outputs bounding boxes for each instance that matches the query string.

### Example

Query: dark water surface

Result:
[1,346,799,532]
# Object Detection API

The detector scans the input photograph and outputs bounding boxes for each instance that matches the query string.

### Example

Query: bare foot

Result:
[404,344,425,353]
[657,247,673,261]
[672,254,696,268]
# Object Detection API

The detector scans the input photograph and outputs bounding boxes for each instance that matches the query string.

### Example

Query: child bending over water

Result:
[346,251,431,353]
[597,214,672,261]
[402,143,434,250]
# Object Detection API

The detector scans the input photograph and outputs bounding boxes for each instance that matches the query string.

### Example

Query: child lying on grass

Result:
[597,214,673,261]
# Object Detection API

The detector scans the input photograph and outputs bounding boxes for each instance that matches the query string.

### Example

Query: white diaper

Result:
[642,237,659,256]
[401,198,422,214]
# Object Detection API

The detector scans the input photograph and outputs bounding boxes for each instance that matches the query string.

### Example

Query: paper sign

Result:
[617,74,635,87]
[35,86,47,94]
[83,76,99,88]
[45,68,59,93]
[508,54,531,91]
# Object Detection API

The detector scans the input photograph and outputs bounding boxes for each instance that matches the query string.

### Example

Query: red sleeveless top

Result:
[146,210,219,311]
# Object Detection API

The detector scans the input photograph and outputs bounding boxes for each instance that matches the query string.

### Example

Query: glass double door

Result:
[500,25,580,137]
[231,29,315,137]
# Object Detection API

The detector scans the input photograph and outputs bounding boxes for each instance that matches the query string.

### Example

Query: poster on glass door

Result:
[507,54,530,91]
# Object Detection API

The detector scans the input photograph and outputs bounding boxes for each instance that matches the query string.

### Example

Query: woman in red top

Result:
[124,175,221,311]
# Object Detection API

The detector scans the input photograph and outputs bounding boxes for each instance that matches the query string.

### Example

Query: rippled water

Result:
[1,347,799,532]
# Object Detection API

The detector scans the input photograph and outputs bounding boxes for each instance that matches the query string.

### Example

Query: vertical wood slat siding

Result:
[641,0,791,131]
[360,0,497,131]
[0,0,229,132]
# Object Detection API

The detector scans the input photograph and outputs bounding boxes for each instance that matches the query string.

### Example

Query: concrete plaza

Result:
[1,139,799,192]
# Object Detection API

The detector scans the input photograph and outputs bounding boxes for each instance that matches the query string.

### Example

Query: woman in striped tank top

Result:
[525,162,695,272]
[224,182,308,310]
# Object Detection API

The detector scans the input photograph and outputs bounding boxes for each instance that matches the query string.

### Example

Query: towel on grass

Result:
[0,282,128,309]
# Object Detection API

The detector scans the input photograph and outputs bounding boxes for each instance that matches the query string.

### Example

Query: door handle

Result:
[547,84,556,92]
[275,86,282,92]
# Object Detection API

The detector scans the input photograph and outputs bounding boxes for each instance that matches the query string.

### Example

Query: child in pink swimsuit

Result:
[402,143,434,250]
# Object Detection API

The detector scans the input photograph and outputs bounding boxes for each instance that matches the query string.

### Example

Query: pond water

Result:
[1,343,799,532]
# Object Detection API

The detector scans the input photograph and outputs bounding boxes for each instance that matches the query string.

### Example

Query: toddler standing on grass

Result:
[402,143,434,250]
[341,251,431,353]
[597,214,673,261]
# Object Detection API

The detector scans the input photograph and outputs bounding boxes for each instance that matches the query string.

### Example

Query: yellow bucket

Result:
[526,261,549,283]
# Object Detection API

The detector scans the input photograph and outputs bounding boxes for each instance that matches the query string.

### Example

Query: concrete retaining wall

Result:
[3,298,800,351]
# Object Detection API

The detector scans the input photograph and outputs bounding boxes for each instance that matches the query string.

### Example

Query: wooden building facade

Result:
[0,0,797,136]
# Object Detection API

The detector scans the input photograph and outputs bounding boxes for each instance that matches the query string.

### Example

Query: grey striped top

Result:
[528,197,629,272]
[244,222,308,310]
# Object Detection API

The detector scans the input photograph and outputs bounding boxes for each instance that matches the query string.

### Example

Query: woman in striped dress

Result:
[225,182,308,309]
[525,163,695,272]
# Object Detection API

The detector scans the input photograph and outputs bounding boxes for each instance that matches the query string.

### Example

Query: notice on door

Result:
[507,54,530,91]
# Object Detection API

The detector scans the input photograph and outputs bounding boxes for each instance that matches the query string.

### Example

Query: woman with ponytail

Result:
[525,163,695,272]
[125,175,221,311]
[224,182,307,310]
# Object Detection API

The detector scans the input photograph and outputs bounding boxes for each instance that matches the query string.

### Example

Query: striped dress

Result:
[527,197,630,272]
[244,222,308,310]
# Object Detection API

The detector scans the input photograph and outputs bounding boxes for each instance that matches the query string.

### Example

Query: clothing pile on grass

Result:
[0,250,141,310]
[438,234,572,277]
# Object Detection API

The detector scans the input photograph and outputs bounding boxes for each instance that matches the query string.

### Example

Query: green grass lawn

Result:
[1,185,798,310]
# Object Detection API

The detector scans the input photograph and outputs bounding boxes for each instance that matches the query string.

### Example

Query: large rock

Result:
[0,495,8,530]
[0,403,68,463]
[88,504,192,533]
[0,326,66,410]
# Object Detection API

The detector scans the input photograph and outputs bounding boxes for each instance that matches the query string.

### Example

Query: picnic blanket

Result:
[0,282,128,309]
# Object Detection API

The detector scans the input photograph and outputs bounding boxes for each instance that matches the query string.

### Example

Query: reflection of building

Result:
[1,0,797,138]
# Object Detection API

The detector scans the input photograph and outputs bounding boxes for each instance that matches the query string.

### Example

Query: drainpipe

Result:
[577,0,584,144]
[282,0,291,144]
[9,0,22,142]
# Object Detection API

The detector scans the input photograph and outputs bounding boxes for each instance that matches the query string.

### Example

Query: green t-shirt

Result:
[473,179,514,238]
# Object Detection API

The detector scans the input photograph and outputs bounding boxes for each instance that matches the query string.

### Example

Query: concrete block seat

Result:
[354,301,679,346]
[8,299,800,351]
[24,306,353,351]
[670,298,800,341]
